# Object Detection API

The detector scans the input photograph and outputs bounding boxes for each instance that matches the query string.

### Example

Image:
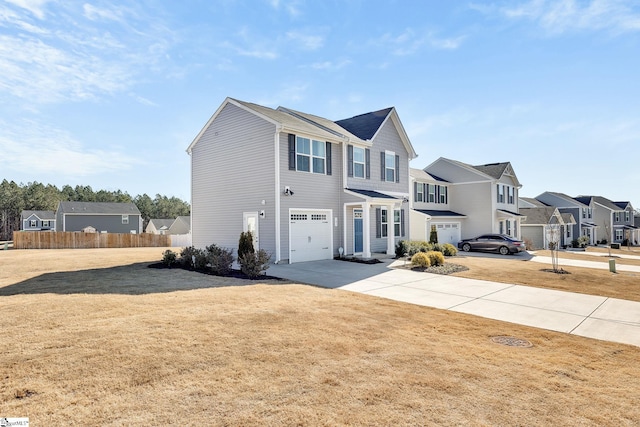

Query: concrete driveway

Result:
[268,258,640,348]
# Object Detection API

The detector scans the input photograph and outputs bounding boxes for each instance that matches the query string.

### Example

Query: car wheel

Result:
[462,243,471,252]
[499,246,509,255]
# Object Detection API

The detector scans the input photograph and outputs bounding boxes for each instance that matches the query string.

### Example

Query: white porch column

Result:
[362,202,371,258]
[386,203,396,255]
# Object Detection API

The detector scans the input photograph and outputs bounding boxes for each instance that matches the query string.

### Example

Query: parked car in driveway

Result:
[458,234,526,255]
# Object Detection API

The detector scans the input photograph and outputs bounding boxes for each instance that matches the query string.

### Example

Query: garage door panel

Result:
[435,223,460,244]
[290,210,332,263]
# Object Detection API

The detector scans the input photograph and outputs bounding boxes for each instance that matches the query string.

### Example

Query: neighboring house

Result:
[169,215,191,235]
[519,206,572,250]
[409,168,466,244]
[573,196,638,245]
[21,210,56,231]
[519,197,547,208]
[56,201,143,234]
[146,219,175,235]
[536,191,598,245]
[420,158,523,240]
[187,97,417,263]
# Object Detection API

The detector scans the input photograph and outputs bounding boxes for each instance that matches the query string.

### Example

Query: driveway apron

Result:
[268,259,640,348]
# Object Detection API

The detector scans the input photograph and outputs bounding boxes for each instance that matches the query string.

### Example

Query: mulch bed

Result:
[148,262,287,281]
[333,256,383,265]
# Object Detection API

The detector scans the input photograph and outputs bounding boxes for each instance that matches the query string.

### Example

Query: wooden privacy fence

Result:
[13,231,171,249]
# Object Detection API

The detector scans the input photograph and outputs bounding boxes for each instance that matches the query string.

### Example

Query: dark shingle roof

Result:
[21,210,56,220]
[346,188,398,199]
[413,209,465,217]
[519,197,547,207]
[472,162,509,180]
[335,107,393,140]
[520,207,560,225]
[574,196,620,211]
[614,201,631,210]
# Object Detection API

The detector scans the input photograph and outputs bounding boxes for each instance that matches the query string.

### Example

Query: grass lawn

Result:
[1,248,639,425]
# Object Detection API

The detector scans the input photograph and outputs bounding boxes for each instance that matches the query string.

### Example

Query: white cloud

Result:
[5,0,50,20]
[377,28,465,56]
[286,30,324,50]
[501,0,640,35]
[0,119,141,177]
[309,59,351,71]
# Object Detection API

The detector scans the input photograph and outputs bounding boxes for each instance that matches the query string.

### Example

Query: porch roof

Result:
[413,209,466,218]
[345,188,400,200]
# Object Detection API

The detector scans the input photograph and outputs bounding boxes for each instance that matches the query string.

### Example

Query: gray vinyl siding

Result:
[279,132,343,260]
[449,182,493,239]
[62,214,141,233]
[346,119,409,194]
[191,103,277,253]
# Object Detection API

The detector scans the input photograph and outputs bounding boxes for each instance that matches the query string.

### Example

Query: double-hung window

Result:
[30,219,37,227]
[625,211,631,222]
[416,182,424,202]
[380,209,388,237]
[497,185,505,203]
[615,212,621,222]
[296,136,326,174]
[394,209,401,237]
[428,184,435,202]
[122,215,129,225]
[439,186,447,204]
[385,151,395,182]
[615,229,624,241]
[508,187,514,204]
[353,147,365,178]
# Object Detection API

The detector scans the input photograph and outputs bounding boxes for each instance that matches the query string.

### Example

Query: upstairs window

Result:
[615,212,621,222]
[582,208,587,219]
[415,182,424,202]
[385,151,396,182]
[497,185,505,203]
[588,208,592,219]
[353,147,365,178]
[428,184,435,202]
[625,211,631,222]
[508,187,514,204]
[122,215,129,225]
[296,137,326,174]
[439,186,448,204]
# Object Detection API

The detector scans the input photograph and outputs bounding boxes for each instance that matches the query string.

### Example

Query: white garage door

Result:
[435,223,460,245]
[290,210,332,263]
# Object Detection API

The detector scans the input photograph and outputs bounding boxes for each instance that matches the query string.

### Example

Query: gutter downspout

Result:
[274,126,282,263]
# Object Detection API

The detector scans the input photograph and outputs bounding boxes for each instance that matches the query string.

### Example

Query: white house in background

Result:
[146,219,174,235]
[574,196,638,245]
[21,210,56,231]
[187,97,417,263]
[409,168,466,244]
[421,158,524,240]
[519,206,575,250]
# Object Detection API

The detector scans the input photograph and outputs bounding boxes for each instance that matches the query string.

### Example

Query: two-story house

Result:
[420,158,523,240]
[535,191,597,245]
[187,97,417,263]
[573,196,632,245]
[613,202,639,245]
[409,168,466,244]
[56,201,143,234]
[21,210,56,231]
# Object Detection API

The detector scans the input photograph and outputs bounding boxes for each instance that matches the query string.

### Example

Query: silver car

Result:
[458,234,526,255]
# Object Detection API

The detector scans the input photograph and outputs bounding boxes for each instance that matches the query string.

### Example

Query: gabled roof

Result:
[425,157,520,187]
[614,201,632,210]
[519,197,547,208]
[574,195,620,211]
[537,191,588,208]
[520,207,562,225]
[148,219,174,230]
[187,97,418,159]
[57,202,141,215]
[335,108,393,140]
[410,168,449,182]
[21,210,55,220]
[561,213,576,225]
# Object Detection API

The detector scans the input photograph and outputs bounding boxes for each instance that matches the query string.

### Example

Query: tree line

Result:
[0,180,190,241]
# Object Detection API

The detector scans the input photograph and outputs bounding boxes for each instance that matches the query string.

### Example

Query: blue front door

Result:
[354,209,363,253]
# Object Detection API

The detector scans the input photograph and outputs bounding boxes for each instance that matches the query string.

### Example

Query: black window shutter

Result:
[288,134,296,170]
[365,148,370,179]
[347,145,353,177]
[376,208,381,238]
[401,209,405,237]
[395,155,400,183]
[413,182,418,201]
[436,186,440,204]
[422,183,426,200]
[326,142,332,175]
[380,152,385,181]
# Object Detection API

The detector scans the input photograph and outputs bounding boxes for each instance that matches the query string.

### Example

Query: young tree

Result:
[547,216,562,273]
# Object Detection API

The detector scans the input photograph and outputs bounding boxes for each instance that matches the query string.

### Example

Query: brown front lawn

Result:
[1,248,639,425]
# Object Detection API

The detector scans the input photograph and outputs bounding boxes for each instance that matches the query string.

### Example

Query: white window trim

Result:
[416,183,424,202]
[385,150,396,182]
[353,146,365,179]
[122,215,129,224]
[393,209,401,237]
[438,185,447,204]
[381,208,388,238]
[497,185,505,203]
[615,229,624,241]
[428,184,435,203]
[296,136,326,174]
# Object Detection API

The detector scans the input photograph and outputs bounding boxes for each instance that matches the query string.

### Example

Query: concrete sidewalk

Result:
[268,259,640,348]
[530,255,640,273]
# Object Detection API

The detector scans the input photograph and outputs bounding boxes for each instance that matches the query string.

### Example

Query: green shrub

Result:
[426,250,445,267]
[395,240,409,258]
[577,236,589,248]
[238,231,255,260]
[431,243,443,254]
[162,249,177,267]
[179,246,206,269]
[406,240,433,256]
[429,225,438,244]
[442,243,458,256]
[206,244,234,276]
[411,252,431,268]
[239,249,271,278]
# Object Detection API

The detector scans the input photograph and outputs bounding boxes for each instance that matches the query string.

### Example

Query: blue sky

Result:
[1,0,639,208]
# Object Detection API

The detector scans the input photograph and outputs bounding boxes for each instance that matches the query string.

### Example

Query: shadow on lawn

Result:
[0,262,292,296]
